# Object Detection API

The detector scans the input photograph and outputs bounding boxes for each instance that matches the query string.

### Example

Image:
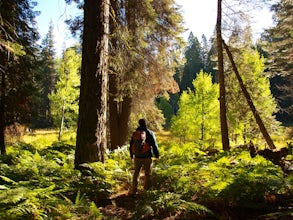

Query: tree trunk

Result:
[216,0,230,150]
[109,95,132,150]
[75,0,110,168]
[58,102,65,141]
[0,62,6,155]
[223,40,276,150]
[201,93,204,141]
[108,0,132,150]
[109,70,132,149]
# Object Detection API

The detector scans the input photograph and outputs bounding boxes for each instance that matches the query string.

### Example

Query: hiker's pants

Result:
[132,157,152,194]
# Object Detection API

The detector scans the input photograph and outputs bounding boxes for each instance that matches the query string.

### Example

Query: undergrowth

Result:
[0,131,292,219]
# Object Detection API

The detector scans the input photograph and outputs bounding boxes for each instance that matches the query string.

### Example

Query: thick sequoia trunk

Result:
[109,77,132,150]
[216,0,230,151]
[223,41,276,150]
[75,0,109,167]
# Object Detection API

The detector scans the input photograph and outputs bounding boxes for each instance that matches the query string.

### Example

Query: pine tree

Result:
[65,0,185,149]
[206,34,218,82]
[108,0,185,149]
[201,34,210,72]
[179,32,204,91]
[262,0,293,124]
[0,0,39,154]
[263,0,293,76]
[36,22,56,128]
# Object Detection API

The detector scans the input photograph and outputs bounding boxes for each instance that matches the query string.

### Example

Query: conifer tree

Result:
[263,0,293,76]
[201,34,210,72]
[216,0,230,150]
[179,32,204,91]
[215,0,273,150]
[66,0,185,149]
[36,22,56,128]
[0,0,39,154]
[262,0,293,124]
[108,0,185,149]
[75,0,110,166]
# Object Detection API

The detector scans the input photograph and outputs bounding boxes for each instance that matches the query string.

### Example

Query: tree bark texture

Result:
[108,0,133,150]
[223,40,276,150]
[109,76,132,150]
[216,0,230,150]
[0,58,6,155]
[75,0,110,167]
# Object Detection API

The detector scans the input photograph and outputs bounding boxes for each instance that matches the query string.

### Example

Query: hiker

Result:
[129,118,159,197]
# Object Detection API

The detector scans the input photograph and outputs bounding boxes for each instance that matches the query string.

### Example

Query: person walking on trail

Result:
[129,119,159,198]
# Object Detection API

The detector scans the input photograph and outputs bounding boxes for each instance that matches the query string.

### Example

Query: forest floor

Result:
[99,191,293,220]
[97,180,293,220]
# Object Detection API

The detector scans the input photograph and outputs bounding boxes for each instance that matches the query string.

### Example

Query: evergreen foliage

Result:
[179,32,204,91]
[262,0,293,125]
[156,96,174,128]
[108,0,186,148]
[262,0,293,76]
[34,22,56,128]
[0,0,40,154]
[158,32,217,128]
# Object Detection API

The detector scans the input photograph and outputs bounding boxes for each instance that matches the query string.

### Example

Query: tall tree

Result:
[0,0,39,154]
[216,0,230,150]
[49,46,81,141]
[75,0,109,167]
[263,0,293,76]
[262,0,293,124]
[36,22,56,128]
[204,33,218,83]
[179,32,204,91]
[65,0,185,149]
[201,34,210,72]
[108,0,185,149]
[214,0,271,150]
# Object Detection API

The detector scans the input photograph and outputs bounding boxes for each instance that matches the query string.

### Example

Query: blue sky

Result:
[35,0,273,56]
[35,0,80,55]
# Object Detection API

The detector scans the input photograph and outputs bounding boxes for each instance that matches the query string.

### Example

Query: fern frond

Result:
[0,175,16,184]
[0,187,27,205]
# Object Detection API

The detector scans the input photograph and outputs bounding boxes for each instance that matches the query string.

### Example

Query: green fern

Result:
[0,187,27,205]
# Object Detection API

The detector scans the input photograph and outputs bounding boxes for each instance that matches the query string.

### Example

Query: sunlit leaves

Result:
[225,45,281,141]
[49,46,81,131]
[171,71,220,147]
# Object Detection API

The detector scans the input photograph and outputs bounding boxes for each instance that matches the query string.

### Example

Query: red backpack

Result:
[131,130,151,157]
